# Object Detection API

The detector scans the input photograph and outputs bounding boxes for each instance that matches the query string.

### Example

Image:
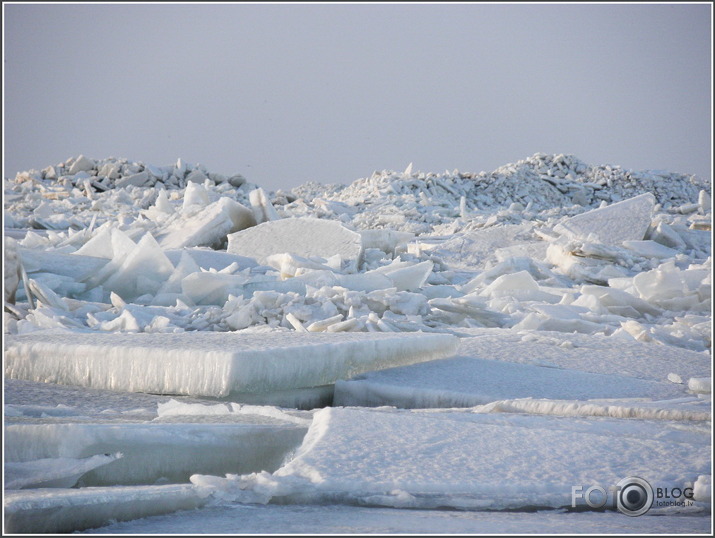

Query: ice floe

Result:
[4,331,458,398]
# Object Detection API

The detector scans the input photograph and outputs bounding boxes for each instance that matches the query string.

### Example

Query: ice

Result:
[688,377,711,394]
[5,420,307,487]
[115,170,151,189]
[553,193,656,246]
[227,217,363,268]
[3,152,711,533]
[79,503,713,535]
[359,229,415,256]
[182,181,209,210]
[334,355,690,409]
[5,331,459,398]
[4,453,123,490]
[195,406,710,511]
[156,197,256,249]
[249,187,281,223]
[21,248,108,279]
[693,475,711,503]
[4,236,21,303]
[68,155,95,175]
[454,329,711,383]
[164,247,257,272]
[369,259,434,292]
[97,232,175,302]
[4,484,207,533]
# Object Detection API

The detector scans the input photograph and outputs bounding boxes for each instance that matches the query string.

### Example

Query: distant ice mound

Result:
[290,153,709,233]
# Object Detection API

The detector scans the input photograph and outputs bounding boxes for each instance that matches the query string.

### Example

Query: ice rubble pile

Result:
[3,153,712,355]
[291,153,710,234]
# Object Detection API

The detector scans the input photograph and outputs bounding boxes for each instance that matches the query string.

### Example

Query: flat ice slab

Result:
[4,331,458,397]
[210,406,710,511]
[226,217,363,266]
[4,484,206,534]
[553,193,655,245]
[457,329,711,383]
[334,355,690,409]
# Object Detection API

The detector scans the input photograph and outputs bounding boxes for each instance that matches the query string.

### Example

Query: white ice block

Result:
[249,187,281,223]
[334,355,689,409]
[227,217,363,267]
[200,406,710,510]
[3,484,207,534]
[4,331,459,397]
[157,198,255,249]
[553,193,655,246]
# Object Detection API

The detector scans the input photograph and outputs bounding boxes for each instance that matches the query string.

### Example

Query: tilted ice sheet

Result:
[3,484,207,534]
[553,193,656,246]
[204,407,710,511]
[333,355,692,409]
[4,330,459,397]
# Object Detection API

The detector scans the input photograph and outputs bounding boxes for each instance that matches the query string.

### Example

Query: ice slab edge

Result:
[4,484,207,534]
[4,332,459,397]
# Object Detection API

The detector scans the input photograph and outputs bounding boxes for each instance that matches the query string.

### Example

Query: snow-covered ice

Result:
[191,406,711,511]
[3,152,711,533]
[226,217,363,268]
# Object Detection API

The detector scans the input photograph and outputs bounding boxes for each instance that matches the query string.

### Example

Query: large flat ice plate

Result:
[220,406,710,510]
[4,331,458,397]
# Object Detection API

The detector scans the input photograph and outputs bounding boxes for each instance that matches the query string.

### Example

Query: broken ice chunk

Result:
[227,218,363,269]
[115,170,151,189]
[688,377,711,394]
[156,198,256,249]
[359,229,415,256]
[182,181,209,211]
[553,193,655,246]
[99,232,175,301]
[249,187,281,223]
[68,155,95,175]
[622,240,678,259]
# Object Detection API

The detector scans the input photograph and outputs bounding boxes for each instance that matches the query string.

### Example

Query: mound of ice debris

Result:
[4,153,711,358]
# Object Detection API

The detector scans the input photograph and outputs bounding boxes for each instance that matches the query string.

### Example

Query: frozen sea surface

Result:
[85,503,712,535]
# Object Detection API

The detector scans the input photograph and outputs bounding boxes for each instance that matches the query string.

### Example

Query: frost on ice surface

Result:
[4,331,459,397]
[195,406,711,511]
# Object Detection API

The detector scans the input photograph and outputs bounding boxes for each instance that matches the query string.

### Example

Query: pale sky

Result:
[3,3,712,192]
